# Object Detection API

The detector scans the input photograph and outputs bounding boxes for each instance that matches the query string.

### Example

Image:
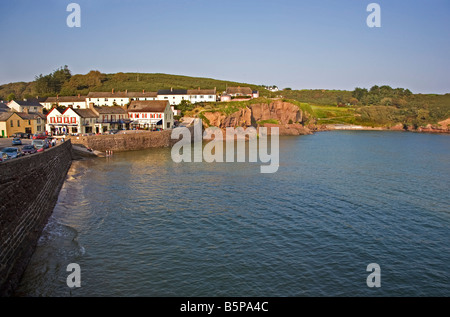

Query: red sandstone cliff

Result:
[201,100,312,135]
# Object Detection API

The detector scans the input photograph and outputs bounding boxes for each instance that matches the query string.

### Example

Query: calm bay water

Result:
[16,131,450,296]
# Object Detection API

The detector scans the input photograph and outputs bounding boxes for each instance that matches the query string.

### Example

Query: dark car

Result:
[12,138,22,145]
[0,147,23,160]
[22,145,37,155]
[12,132,25,138]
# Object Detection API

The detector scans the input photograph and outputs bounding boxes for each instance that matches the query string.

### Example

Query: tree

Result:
[85,70,105,87]
[349,97,359,105]
[352,87,368,102]
[34,65,72,95]
[34,74,52,94]
[178,99,193,114]
[7,93,16,101]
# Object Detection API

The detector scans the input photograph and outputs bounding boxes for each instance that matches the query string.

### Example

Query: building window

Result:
[10,121,13,127]
[164,97,168,99]
[18,120,20,127]
[28,120,31,124]
[209,95,213,98]
[37,118,41,124]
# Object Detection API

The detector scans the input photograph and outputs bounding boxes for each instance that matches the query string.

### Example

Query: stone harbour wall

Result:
[0,141,73,296]
[70,128,195,152]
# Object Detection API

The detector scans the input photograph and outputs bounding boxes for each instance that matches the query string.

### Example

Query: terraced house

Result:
[0,111,46,137]
[156,88,217,105]
[86,90,130,107]
[91,106,130,133]
[46,107,97,135]
[127,100,174,129]
[41,95,87,110]
[7,99,44,114]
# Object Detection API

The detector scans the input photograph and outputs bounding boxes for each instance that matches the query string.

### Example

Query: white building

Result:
[46,107,98,135]
[157,89,190,106]
[41,95,87,110]
[86,90,130,107]
[187,88,217,103]
[127,100,174,130]
[127,90,158,101]
[8,100,44,113]
[86,90,160,107]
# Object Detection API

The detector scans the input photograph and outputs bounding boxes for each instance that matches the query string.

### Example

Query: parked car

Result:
[32,133,47,140]
[12,132,25,138]
[0,147,23,160]
[12,138,22,145]
[22,145,37,155]
[32,139,49,150]
[108,129,119,135]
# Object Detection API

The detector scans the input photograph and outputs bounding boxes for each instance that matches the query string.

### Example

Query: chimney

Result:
[24,108,29,114]
[143,89,145,94]
[112,88,114,94]
[78,94,80,98]
[56,94,59,100]
[171,87,173,92]
[125,89,128,94]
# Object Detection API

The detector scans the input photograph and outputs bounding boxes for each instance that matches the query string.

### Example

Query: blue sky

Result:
[0,0,449,93]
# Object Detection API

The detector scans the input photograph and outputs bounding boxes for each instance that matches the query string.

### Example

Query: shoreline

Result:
[70,124,450,155]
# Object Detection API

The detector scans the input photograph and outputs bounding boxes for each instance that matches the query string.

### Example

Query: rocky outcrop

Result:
[201,100,309,135]
[249,101,303,125]
[417,121,450,133]
[262,123,312,135]
[388,123,405,131]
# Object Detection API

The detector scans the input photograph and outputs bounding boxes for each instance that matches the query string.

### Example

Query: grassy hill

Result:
[1,68,448,128]
[0,71,270,100]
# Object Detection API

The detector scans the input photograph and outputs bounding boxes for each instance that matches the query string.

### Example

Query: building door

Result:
[1,130,4,138]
